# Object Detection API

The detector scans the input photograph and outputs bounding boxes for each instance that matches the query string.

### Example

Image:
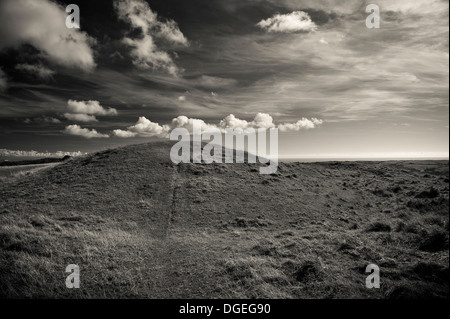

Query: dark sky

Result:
[0,0,448,158]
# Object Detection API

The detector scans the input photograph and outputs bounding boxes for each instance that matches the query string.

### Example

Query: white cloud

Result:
[278,118,323,131]
[67,100,118,116]
[219,114,249,130]
[113,129,138,138]
[171,115,221,133]
[64,100,116,124]
[15,63,55,80]
[64,113,98,122]
[221,113,320,131]
[256,11,317,33]
[63,125,109,139]
[130,117,170,136]
[219,113,322,131]
[178,95,186,101]
[114,0,188,76]
[249,113,276,129]
[0,0,96,71]
[219,113,275,129]
[122,36,180,75]
[156,19,189,45]
[114,116,171,138]
[114,113,323,138]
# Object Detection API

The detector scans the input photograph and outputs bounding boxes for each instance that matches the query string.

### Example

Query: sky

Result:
[0,0,448,158]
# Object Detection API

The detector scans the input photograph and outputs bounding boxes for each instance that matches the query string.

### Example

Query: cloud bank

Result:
[114,113,323,138]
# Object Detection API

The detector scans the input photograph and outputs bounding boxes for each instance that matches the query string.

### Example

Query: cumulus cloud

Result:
[65,100,118,122]
[256,11,317,33]
[0,0,96,71]
[114,0,188,76]
[15,63,55,80]
[278,118,323,131]
[63,113,98,122]
[171,115,221,133]
[249,113,276,129]
[219,114,249,130]
[112,129,138,138]
[63,125,109,139]
[114,113,323,138]
[219,113,322,131]
[219,113,275,130]
[113,116,170,138]
[128,116,171,136]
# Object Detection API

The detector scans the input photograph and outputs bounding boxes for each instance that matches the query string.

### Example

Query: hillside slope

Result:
[0,141,448,298]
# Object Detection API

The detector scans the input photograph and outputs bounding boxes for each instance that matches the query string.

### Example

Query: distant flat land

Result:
[0,141,448,298]
[0,156,70,167]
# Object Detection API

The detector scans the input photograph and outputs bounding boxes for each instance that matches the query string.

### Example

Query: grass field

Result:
[0,141,448,298]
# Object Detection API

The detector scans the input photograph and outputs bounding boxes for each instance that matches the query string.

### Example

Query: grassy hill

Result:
[0,141,448,298]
